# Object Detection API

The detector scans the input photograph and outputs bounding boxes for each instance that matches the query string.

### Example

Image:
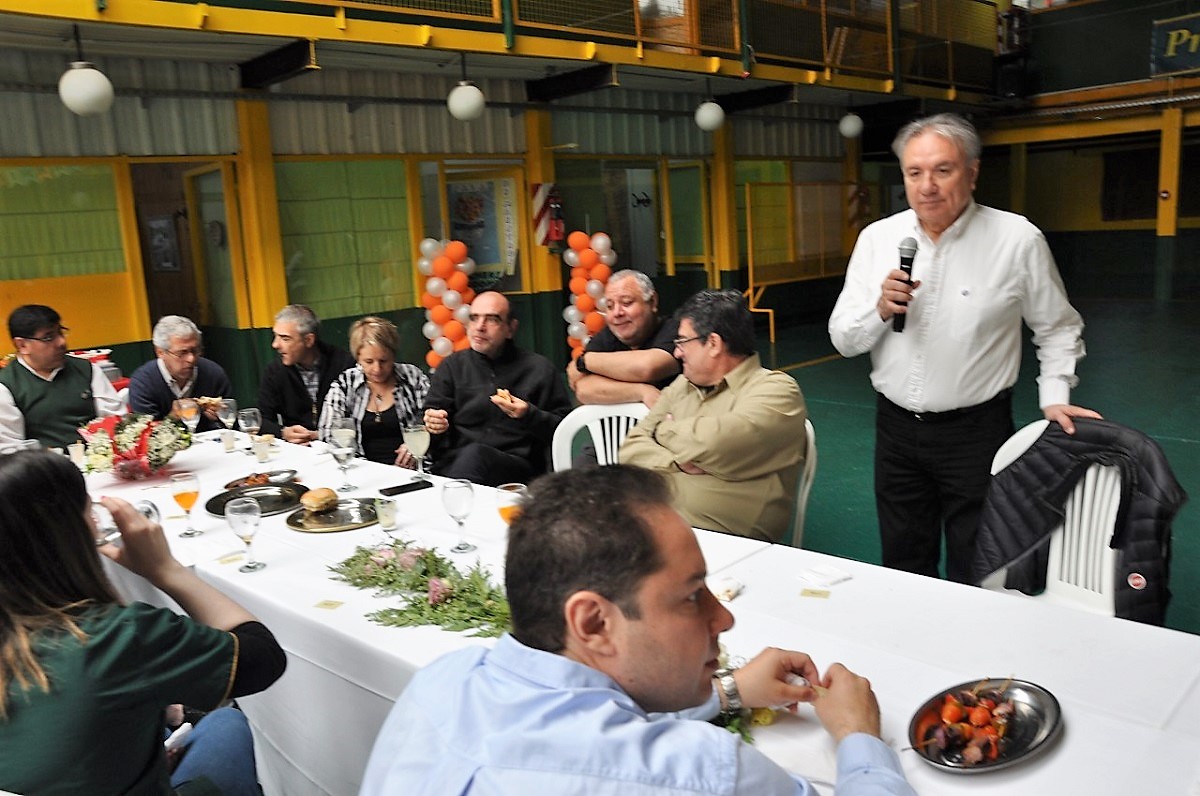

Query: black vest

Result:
[0,356,96,448]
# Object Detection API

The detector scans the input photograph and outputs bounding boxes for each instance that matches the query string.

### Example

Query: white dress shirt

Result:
[829,201,1085,413]
[0,355,124,444]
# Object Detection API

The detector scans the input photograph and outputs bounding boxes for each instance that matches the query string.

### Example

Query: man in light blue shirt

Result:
[361,465,914,795]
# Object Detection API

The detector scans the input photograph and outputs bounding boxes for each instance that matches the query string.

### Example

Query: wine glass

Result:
[217,398,238,453]
[174,398,201,435]
[331,424,358,492]
[443,479,475,554]
[331,417,357,453]
[402,424,431,479]
[171,472,202,538]
[226,497,265,572]
[237,407,261,454]
[495,483,527,526]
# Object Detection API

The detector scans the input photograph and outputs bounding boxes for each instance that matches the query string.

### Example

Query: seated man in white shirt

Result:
[361,465,914,796]
[0,304,123,448]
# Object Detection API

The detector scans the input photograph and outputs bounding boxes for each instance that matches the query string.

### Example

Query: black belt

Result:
[879,388,1013,423]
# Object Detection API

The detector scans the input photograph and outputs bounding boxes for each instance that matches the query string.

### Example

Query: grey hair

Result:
[892,113,981,163]
[275,304,319,337]
[152,315,201,349]
[608,269,656,302]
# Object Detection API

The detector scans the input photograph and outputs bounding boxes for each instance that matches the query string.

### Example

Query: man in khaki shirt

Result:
[620,290,807,542]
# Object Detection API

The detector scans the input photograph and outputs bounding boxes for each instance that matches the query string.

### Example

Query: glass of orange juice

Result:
[171,471,202,537]
[496,483,527,526]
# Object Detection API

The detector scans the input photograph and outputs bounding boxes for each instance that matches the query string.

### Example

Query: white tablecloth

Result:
[92,433,1200,796]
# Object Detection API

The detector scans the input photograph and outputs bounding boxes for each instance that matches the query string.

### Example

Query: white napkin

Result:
[710,576,744,602]
[797,564,852,588]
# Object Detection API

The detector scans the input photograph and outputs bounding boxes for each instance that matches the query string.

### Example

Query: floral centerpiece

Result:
[330,539,510,637]
[79,414,191,479]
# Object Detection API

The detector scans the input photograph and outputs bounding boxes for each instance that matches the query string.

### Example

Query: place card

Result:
[800,588,831,599]
[314,600,344,610]
[218,552,245,565]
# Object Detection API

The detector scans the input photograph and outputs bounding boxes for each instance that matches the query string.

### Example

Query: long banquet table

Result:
[91,432,1200,796]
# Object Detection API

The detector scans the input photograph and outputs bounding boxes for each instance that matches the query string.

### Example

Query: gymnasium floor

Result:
[761,298,1200,636]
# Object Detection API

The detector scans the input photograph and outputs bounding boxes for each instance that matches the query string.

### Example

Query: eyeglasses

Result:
[468,313,506,326]
[672,334,707,348]
[164,347,203,360]
[17,326,68,344]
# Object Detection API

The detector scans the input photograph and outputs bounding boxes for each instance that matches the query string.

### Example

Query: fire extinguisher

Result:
[548,189,565,253]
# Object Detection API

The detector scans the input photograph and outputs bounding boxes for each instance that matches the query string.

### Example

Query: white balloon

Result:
[586,279,605,299]
[442,289,463,309]
[581,335,591,347]
[422,322,443,340]
[569,294,578,305]
[562,306,583,323]
[596,297,608,312]
[590,233,612,254]
[563,248,579,267]
[454,304,472,323]
[425,310,434,322]
[567,322,587,340]
[432,336,453,357]
[420,238,442,258]
[417,257,433,276]
[425,277,446,297]
[458,257,476,275]
[599,250,618,266]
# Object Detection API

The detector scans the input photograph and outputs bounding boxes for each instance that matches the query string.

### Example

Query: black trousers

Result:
[874,391,1015,583]
[434,442,535,488]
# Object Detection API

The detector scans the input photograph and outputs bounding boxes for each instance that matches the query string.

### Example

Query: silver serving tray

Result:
[205,482,309,517]
[285,498,377,533]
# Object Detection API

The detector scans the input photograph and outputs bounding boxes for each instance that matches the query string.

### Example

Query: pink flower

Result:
[397,549,426,571]
[428,577,453,605]
[369,548,397,567]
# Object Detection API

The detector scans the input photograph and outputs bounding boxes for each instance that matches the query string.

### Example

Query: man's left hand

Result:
[490,391,529,419]
[732,647,822,709]
[1042,403,1103,435]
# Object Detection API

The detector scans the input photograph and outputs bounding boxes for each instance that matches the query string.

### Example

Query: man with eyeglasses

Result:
[128,315,232,433]
[422,291,572,486]
[620,290,808,542]
[0,305,124,449]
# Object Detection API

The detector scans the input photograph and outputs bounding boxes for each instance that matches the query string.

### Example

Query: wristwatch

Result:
[576,351,589,374]
[713,668,742,714]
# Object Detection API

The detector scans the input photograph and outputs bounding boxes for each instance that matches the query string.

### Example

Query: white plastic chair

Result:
[787,418,817,548]
[551,402,651,471]
[984,419,1120,616]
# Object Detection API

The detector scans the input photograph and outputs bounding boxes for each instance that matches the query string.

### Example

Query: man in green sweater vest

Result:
[0,305,124,449]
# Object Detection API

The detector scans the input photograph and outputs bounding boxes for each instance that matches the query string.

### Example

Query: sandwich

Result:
[300,487,338,514]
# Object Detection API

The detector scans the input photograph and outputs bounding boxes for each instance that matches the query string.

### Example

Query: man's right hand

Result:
[282,425,316,445]
[877,268,921,322]
[812,662,883,742]
[424,408,450,435]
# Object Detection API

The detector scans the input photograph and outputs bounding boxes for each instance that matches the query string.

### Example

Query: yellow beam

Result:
[982,116,1163,146]
[1157,107,1182,238]
[112,157,152,338]
[522,109,561,295]
[234,99,288,328]
[708,123,737,287]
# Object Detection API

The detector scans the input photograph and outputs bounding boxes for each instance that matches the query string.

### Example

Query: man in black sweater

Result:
[423,292,572,486]
[258,304,355,444]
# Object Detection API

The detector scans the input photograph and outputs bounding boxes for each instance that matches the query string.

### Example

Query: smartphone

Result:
[379,480,434,496]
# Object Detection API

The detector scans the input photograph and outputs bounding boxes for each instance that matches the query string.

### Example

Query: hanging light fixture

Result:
[446,53,485,121]
[58,25,114,116]
[694,78,725,132]
[838,112,864,139]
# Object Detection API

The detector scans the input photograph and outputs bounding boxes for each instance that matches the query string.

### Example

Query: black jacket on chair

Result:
[972,418,1187,625]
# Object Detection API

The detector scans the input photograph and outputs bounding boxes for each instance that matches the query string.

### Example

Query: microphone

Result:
[892,237,918,333]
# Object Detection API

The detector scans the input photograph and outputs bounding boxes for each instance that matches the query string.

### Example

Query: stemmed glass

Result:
[171,472,202,538]
[330,419,357,492]
[226,497,266,573]
[237,407,261,454]
[402,424,431,479]
[496,483,527,526]
[217,399,238,453]
[443,479,475,554]
[174,398,201,435]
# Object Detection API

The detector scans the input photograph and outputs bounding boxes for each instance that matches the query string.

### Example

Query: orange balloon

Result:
[568,277,588,295]
[568,230,591,251]
[444,240,468,264]
[429,304,453,325]
[432,255,455,280]
[589,263,612,282]
[584,311,605,334]
[425,350,443,368]
[568,335,585,349]
[446,270,469,293]
[453,335,471,351]
[570,345,583,360]
[577,249,599,269]
[460,288,476,305]
[571,266,588,280]
[575,294,596,313]
[421,291,440,310]
[442,319,466,341]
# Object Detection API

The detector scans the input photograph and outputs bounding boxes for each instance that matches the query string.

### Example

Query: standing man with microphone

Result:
[828,112,1100,583]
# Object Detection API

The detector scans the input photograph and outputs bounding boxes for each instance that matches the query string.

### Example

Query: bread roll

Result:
[300,487,338,513]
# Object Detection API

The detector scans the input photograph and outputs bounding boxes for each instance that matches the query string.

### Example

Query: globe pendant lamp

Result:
[694,100,725,132]
[838,112,864,139]
[58,26,114,116]
[447,53,485,121]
